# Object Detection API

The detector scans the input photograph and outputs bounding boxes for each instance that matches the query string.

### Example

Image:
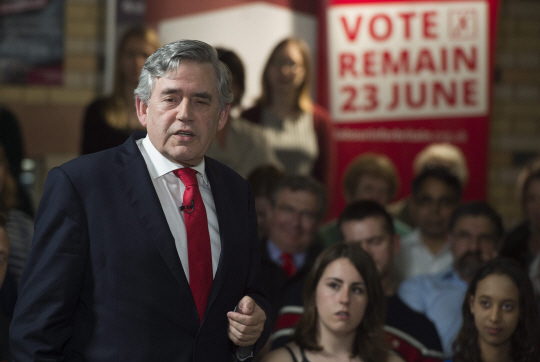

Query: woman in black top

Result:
[261,243,403,362]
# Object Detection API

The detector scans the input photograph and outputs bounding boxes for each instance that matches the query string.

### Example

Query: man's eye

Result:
[439,198,456,206]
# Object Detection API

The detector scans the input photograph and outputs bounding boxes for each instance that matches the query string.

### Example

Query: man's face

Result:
[0,227,9,290]
[451,215,499,279]
[136,61,229,166]
[341,216,399,279]
[412,177,459,239]
[350,175,392,206]
[267,188,320,254]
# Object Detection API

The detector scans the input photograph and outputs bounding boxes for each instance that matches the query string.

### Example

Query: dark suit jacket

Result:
[260,238,322,323]
[10,133,272,361]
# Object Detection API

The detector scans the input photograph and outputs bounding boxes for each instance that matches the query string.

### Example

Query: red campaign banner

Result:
[318,0,500,219]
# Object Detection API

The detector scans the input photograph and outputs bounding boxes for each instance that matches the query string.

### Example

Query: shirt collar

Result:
[266,239,307,269]
[141,135,209,186]
[441,265,465,283]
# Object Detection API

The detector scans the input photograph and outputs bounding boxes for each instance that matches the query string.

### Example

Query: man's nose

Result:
[290,210,303,226]
[469,237,481,251]
[176,99,192,120]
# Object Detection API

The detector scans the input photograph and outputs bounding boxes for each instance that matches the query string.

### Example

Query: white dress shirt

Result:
[137,136,221,281]
[394,228,453,281]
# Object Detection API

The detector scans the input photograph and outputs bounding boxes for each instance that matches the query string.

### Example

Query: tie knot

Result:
[281,252,296,277]
[173,168,198,187]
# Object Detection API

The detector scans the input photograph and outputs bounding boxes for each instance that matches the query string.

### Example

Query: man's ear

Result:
[217,103,230,132]
[136,97,148,127]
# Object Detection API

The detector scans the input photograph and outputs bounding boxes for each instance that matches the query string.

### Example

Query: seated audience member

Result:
[260,175,325,321]
[500,158,540,272]
[247,164,285,240]
[339,200,444,362]
[0,213,11,360]
[81,25,160,154]
[394,167,461,280]
[0,144,32,286]
[389,143,468,228]
[206,48,281,178]
[398,202,504,358]
[446,258,540,362]
[261,243,405,362]
[317,153,412,249]
[242,37,336,198]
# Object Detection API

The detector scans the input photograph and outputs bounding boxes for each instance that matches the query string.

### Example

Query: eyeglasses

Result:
[414,195,458,208]
[275,204,318,222]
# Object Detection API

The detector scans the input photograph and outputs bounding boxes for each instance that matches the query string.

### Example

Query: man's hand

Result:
[227,296,266,346]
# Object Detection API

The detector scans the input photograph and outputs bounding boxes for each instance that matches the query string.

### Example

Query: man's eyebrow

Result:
[158,89,212,100]
[160,88,181,95]
[193,92,212,100]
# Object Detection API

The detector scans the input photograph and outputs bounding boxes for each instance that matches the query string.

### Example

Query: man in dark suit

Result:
[10,40,271,361]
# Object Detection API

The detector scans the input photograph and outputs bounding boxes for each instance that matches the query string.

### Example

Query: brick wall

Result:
[1,0,104,159]
[489,0,540,229]
[1,0,104,209]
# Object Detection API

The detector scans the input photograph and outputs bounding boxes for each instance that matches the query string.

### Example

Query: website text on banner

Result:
[321,0,499,218]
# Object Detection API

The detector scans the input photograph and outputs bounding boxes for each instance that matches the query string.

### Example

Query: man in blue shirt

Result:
[398,201,504,358]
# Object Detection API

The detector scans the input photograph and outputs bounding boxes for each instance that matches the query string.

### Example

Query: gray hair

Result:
[134,39,233,110]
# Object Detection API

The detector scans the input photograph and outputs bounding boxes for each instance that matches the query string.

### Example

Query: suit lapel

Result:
[114,134,192,298]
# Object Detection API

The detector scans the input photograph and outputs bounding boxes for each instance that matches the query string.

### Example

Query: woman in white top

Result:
[242,37,336,198]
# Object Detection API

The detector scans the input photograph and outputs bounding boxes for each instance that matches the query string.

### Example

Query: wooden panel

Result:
[8,103,86,158]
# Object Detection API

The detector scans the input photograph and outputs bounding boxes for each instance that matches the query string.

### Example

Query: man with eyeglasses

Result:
[394,167,462,281]
[260,175,326,328]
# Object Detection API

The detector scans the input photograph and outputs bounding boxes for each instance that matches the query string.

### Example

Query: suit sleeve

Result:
[10,167,89,361]
[243,184,273,357]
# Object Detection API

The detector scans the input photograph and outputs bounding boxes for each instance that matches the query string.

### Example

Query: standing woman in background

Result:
[81,25,160,154]
[447,258,540,362]
[242,37,336,198]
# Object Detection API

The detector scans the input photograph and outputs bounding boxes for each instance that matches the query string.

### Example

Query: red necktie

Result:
[281,252,296,277]
[173,168,213,324]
